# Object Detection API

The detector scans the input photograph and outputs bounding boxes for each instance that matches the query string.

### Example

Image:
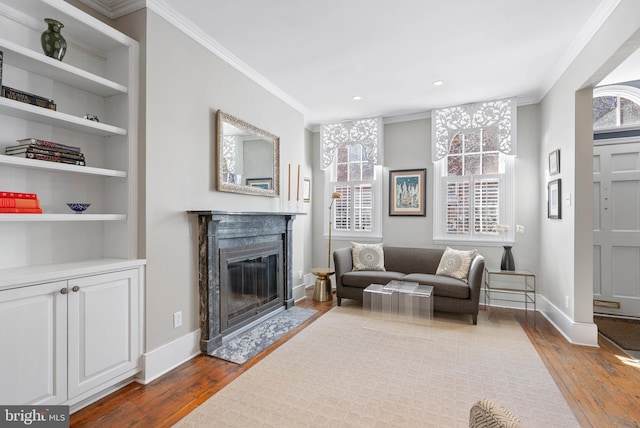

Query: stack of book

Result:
[0,191,42,214]
[1,86,56,110]
[0,49,56,111]
[5,138,86,166]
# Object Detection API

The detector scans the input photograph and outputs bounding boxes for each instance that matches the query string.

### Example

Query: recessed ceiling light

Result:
[352,96,362,101]
[433,80,444,87]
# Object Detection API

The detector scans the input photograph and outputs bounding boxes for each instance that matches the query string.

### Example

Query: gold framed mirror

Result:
[216,110,280,197]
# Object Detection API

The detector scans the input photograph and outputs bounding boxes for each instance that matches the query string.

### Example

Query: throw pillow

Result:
[351,242,386,271]
[436,246,477,282]
[469,398,522,428]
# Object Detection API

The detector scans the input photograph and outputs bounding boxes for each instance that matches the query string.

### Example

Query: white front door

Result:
[593,141,640,316]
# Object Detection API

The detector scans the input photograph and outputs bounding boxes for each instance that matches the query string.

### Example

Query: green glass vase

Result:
[41,18,67,61]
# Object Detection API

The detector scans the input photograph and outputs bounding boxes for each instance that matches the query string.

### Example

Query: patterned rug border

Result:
[210,306,317,364]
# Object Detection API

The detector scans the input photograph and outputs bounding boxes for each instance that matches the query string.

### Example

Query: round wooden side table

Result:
[311,267,335,302]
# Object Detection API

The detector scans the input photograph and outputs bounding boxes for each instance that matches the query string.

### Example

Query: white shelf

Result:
[0,155,126,177]
[0,97,127,137]
[0,214,126,222]
[0,0,139,287]
[0,258,146,290]
[0,38,128,96]
[0,0,135,55]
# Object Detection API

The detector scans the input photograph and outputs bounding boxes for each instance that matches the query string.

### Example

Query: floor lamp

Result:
[327,192,341,268]
[312,192,341,302]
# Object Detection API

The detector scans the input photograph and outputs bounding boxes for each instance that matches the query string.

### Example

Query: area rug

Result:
[594,315,640,351]
[210,307,317,364]
[176,306,579,427]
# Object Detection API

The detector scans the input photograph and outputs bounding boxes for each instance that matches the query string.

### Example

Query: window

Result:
[432,99,516,244]
[321,118,383,239]
[593,85,640,131]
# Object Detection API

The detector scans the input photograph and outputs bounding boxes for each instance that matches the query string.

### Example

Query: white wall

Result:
[141,11,306,354]
[538,0,640,345]
[312,105,541,276]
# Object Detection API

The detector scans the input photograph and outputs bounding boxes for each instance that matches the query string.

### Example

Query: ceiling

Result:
[81,0,638,127]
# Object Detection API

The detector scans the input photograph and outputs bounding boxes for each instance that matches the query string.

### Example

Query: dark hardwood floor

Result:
[71,289,640,427]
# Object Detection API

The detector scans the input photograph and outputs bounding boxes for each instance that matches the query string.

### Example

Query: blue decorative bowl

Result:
[67,203,91,213]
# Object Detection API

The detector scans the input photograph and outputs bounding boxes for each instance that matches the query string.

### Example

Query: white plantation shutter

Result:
[333,185,351,231]
[474,178,500,233]
[446,180,470,233]
[332,183,374,233]
[354,184,373,232]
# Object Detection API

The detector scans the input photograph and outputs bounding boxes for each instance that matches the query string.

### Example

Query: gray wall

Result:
[313,105,541,277]
[106,0,640,359]
[538,0,640,339]
[140,10,306,351]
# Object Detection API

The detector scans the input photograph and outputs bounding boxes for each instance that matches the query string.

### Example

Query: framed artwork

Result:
[389,168,426,216]
[548,179,561,219]
[246,177,272,189]
[549,149,560,175]
[303,177,311,202]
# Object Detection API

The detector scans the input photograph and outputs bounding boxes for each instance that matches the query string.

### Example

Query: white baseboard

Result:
[140,329,201,384]
[303,273,315,287]
[292,283,307,302]
[481,289,598,347]
[537,295,599,347]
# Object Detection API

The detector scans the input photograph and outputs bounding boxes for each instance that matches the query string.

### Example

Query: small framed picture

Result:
[246,177,272,189]
[389,168,426,216]
[303,177,311,202]
[549,149,560,175]
[548,179,561,219]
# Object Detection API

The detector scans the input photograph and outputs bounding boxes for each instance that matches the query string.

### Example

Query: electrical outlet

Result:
[173,311,182,328]
[565,296,570,309]
[298,270,303,280]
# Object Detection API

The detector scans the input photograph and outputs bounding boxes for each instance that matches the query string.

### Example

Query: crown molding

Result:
[538,0,622,101]
[146,0,311,120]
[383,111,431,124]
[307,96,541,133]
[77,0,145,19]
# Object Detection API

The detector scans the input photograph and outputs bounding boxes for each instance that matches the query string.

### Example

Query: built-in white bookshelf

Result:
[0,0,145,409]
[0,0,140,275]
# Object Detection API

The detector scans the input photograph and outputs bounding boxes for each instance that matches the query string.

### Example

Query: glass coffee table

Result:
[363,280,434,322]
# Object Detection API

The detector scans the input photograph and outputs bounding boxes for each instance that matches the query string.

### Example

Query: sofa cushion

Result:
[383,247,444,274]
[341,270,405,289]
[436,247,477,283]
[351,242,386,271]
[401,273,470,299]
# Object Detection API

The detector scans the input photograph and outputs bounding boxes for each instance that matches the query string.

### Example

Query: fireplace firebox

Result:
[188,211,299,354]
[220,241,283,334]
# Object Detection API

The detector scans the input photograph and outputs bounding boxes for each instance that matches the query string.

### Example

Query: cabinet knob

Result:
[60,288,68,294]
[72,286,80,292]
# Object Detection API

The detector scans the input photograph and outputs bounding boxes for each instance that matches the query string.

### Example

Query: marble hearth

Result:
[188,211,299,354]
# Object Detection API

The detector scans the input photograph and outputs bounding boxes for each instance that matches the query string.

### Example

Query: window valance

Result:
[432,98,516,161]
[320,117,383,170]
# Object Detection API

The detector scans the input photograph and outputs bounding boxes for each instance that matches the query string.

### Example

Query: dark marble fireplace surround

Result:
[189,211,299,354]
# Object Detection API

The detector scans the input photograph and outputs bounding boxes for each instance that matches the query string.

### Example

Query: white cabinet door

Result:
[0,281,67,405]
[67,270,140,400]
